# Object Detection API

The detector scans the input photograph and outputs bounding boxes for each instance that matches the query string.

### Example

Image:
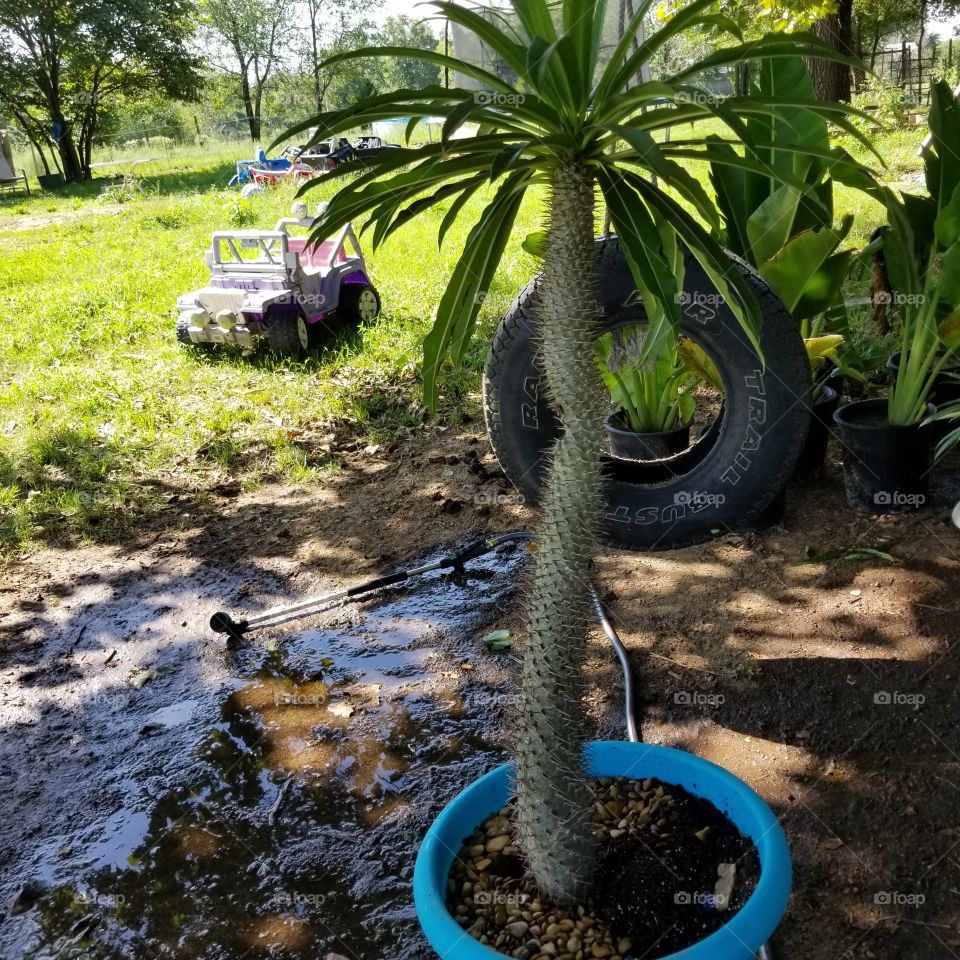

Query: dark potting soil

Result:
[591,780,760,956]
[446,776,760,960]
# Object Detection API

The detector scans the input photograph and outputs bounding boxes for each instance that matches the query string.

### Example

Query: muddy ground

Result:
[1,424,960,960]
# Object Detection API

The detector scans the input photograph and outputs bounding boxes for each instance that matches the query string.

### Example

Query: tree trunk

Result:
[10,110,53,174]
[252,90,263,142]
[240,74,258,141]
[808,0,854,102]
[54,124,84,182]
[917,0,927,103]
[869,28,881,71]
[852,15,865,90]
[515,163,605,904]
[30,138,52,176]
[310,0,322,112]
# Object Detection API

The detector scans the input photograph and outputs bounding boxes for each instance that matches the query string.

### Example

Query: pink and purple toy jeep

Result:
[176,202,380,357]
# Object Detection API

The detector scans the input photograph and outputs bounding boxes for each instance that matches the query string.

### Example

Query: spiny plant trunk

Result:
[515,163,606,904]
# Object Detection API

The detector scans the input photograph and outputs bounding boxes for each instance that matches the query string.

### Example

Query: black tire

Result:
[482,236,811,550]
[176,314,213,352]
[337,283,381,324]
[267,313,311,357]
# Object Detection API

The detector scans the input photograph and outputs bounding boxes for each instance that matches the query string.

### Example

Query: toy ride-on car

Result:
[175,201,381,357]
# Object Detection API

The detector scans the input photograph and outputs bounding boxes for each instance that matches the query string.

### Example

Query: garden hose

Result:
[591,585,641,744]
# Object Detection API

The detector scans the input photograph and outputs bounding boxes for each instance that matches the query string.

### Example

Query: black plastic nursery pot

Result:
[603,413,691,461]
[793,386,840,481]
[37,172,65,190]
[833,398,935,513]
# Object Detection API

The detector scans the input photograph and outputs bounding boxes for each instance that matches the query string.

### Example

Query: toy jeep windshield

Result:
[176,202,381,357]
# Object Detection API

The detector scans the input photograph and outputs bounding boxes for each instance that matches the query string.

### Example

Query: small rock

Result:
[715,862,737,912]
[486,834,511,853]
[507,921,530,939]
[11,880,46,914]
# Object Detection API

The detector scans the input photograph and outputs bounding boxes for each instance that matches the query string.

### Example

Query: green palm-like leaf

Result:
[275,0,875,409]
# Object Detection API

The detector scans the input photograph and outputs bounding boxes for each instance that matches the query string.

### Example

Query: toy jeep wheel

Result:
[268,313,312,357]
[176,314,213,352]
[338,284,380,324]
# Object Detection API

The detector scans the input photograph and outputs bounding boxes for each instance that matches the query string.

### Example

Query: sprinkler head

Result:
[210,611,248,645]
[953,500,960,531]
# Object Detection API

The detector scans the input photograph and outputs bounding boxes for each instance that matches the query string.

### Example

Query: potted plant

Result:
[282,0,863,953]
[705,56,885,485]
[834,82,960,512]
[793,332,845,479]
[597,329,699,460]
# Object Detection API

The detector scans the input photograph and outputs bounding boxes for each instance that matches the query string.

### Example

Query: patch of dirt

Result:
[1,424,959,958]
[0,205,124,235]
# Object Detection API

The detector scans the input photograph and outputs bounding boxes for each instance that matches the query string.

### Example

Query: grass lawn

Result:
[0,129,924,554]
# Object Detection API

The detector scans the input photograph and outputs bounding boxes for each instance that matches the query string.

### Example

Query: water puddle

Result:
[8,539,528,959]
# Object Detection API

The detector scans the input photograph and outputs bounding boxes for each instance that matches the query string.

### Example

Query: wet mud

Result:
[1,540,530,959]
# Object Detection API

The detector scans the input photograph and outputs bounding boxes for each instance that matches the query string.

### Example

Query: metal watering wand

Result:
[211,531,641,738]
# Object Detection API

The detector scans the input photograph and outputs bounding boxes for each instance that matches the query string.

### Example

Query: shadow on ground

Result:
[1,425,960,958]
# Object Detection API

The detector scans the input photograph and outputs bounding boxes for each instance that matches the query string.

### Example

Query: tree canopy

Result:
[0,0,201,180]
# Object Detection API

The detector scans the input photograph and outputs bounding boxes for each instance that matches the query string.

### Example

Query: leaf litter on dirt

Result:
[483,629,513,652]
[801,543,896,564]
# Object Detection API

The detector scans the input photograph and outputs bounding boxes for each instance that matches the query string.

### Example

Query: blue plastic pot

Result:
[414,741,791,960]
